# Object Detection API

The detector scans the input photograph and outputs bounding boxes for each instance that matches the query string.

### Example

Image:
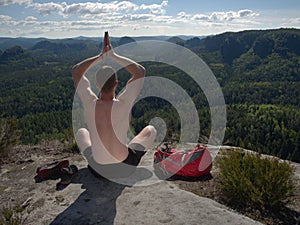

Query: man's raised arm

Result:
[72,54,102,88]
[104,32,145,84]
[110,53,145,84]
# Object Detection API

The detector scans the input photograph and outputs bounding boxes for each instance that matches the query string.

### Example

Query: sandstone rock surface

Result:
[0,143,264,225]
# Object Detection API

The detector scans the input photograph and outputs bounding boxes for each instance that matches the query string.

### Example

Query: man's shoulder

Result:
[76,76,97,102]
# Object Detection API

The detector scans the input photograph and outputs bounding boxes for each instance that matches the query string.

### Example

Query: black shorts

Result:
[88,143,146,179]
[123,143,146,166]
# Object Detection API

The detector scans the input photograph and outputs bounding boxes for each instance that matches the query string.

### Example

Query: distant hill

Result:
[0,35,205,51]
[167,36,185,45]
[198,28,300,64]
[0,45,24,61]
[0,37,46,51]
[119,36,136,46]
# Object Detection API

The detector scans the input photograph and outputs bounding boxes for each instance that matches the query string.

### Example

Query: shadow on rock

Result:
[50,166,153,225]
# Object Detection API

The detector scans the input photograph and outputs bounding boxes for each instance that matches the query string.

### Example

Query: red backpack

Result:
[153,143,212,179]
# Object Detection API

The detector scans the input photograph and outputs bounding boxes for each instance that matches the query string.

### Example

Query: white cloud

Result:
[177,11,187,19]
[0,14,13,21]
[121,13,154,21]
[29,0,168,17]
[238,9,256,17]
[0,0,31,6]
[115,1,139,11]
[179,9,259,22]
[31,2,66,16]
[152,15,173,23]
[25,16,37,21]
[191,14,208,21]
[63,1,138,15]
[140,0,168,14]
[280,17,300,27]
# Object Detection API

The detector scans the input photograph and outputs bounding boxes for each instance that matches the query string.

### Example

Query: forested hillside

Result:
[0,28,299,162]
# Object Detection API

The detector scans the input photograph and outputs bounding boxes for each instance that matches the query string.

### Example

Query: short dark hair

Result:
[96,66,117,93]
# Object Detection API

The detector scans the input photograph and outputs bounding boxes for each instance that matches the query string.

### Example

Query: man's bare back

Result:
[95,99,129,162]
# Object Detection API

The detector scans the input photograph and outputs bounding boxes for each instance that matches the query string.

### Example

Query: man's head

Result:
[96,66,117,93]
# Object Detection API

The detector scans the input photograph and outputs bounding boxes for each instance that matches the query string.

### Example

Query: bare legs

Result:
[75,128,96,167]
[128,125,157,150]
[75,125,157,159]
[76,128,92,152]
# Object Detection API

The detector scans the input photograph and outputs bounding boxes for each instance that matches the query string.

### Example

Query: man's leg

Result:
[75,128,99,169]
[128,125,157,150]
[76,128,91,151]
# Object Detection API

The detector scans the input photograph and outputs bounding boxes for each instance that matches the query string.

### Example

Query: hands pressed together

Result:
[100,31,114,58]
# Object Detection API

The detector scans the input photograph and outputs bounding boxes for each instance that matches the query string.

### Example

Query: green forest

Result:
[0,28,299,162]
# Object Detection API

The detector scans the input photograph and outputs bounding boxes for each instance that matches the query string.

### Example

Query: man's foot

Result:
[35,160,69,182]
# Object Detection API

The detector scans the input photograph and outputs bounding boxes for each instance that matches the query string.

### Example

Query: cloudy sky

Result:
[0,0,300,38]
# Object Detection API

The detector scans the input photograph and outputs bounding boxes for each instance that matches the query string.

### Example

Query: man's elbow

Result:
[72,64,78,77]
[139,65,146,78]
[72,64,82,81]
[71,64,81,87]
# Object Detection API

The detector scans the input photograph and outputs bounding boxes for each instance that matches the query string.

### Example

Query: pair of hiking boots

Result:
[34,160,78,190]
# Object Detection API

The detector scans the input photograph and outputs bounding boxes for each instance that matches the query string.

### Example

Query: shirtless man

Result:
[72,32,157,179]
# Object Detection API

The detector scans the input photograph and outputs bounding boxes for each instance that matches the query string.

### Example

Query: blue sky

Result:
[0,0,300,38]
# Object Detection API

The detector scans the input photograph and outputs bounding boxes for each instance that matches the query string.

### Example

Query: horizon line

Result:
[0,27,299,40]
